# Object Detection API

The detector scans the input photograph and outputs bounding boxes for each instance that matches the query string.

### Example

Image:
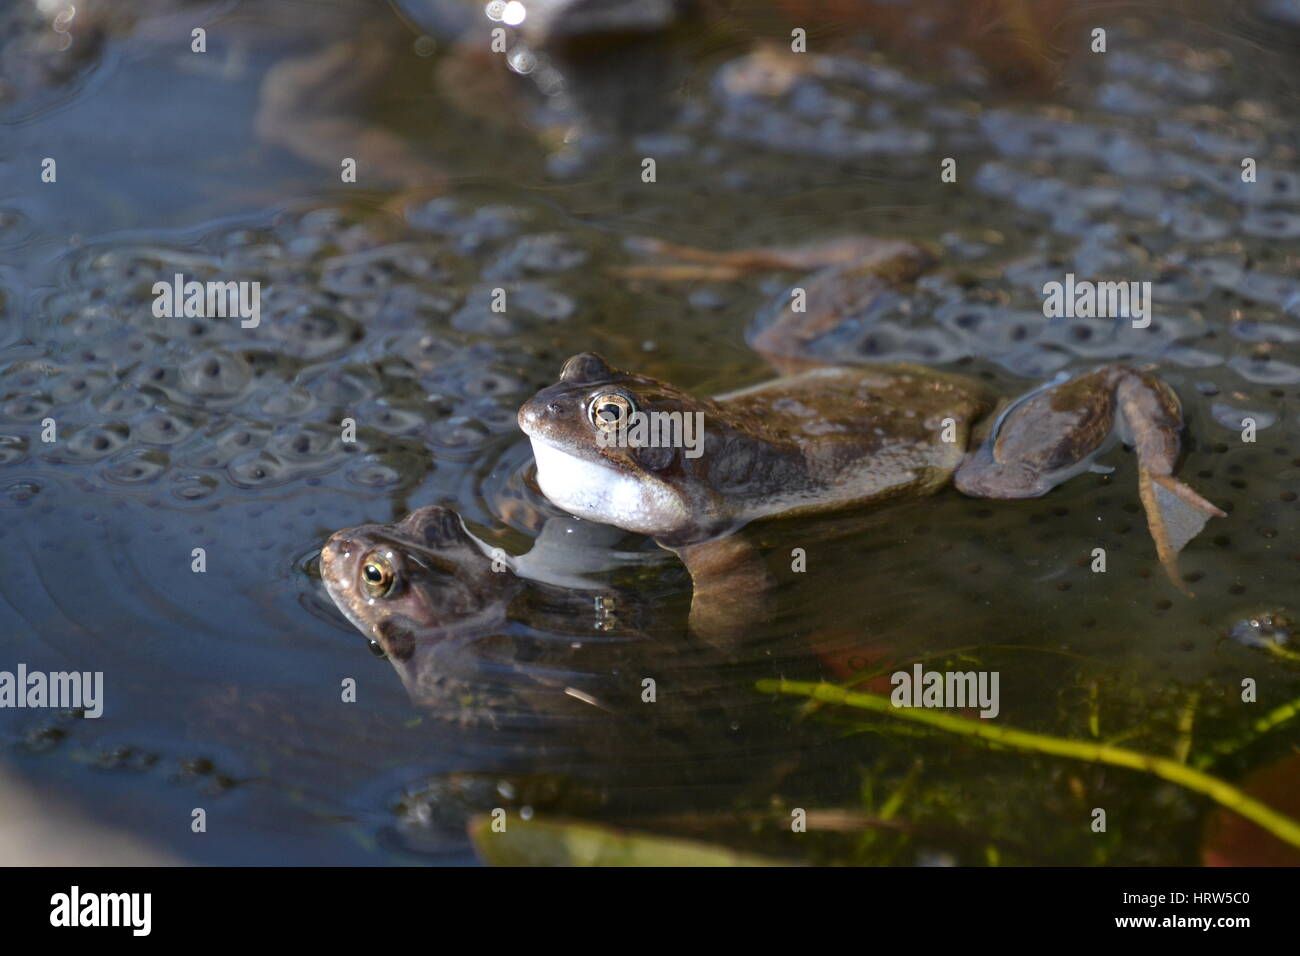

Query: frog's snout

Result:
[517,394,567,434]
[517,400,539,433]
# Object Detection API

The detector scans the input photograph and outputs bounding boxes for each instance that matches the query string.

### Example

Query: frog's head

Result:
[518,352,716,540]
[320,506,516,661]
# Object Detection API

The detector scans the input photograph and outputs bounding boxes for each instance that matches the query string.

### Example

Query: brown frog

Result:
[517,268,1225,638]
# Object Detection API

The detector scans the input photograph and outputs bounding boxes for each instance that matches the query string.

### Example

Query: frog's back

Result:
[712,364,994,522]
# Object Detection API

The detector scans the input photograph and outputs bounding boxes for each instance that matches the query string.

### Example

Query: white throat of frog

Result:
[527,436,687,537]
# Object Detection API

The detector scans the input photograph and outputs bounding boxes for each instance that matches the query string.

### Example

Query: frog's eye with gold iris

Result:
[588,392,635,433]
[360,551,398,598]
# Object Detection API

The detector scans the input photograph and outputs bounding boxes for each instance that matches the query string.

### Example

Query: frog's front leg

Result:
[671,536,772,646]
[953,365,1225,594]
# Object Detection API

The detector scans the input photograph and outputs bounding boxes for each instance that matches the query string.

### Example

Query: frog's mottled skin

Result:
[520,353,993,546]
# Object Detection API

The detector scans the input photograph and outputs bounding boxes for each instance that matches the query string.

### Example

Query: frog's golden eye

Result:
[360,552,397,598]
[588,392,635,433]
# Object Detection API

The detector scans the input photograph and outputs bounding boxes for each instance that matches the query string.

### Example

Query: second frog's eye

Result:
[588,392,635,433]
[360,551,398,598]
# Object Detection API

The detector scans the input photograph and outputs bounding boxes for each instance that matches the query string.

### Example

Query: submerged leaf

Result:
[469,816,787,867]
[1203,754,1300,866]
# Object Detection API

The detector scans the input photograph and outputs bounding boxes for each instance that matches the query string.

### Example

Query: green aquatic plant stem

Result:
[757,679,1300,852]
[1174,691,1199,765]
[1263,641,1300,663]
[1195,693,1300,770]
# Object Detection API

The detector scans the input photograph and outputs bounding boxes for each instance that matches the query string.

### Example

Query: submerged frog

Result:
[518,289,1226,637]
[321,505,634,717]
[319,504,720,720]
[319,505,786,786]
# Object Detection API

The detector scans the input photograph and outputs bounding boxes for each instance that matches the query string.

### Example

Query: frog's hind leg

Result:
[610,235,935,375]
[953,366,1225,594]
[673,536,773,646]
[747,245,936,376]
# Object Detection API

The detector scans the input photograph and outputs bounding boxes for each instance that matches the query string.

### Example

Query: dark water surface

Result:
[2,0,1299,864]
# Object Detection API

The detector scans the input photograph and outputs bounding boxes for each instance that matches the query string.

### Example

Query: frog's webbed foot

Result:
[1120,373,1227,594]
[953,365,1225,593]
[672,536,772,647]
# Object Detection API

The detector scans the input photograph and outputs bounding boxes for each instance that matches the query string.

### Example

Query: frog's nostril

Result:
[519,398,564,430]
[323,535,355,566]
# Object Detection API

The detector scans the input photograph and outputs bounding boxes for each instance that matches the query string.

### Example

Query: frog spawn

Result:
[1,199,610,510]
[681,28,1300,398]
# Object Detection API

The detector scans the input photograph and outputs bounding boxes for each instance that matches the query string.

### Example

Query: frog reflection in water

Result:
[319,504,731,730]
[518,253,1225,639]
[322,504,834,816]
[321,505,624,717]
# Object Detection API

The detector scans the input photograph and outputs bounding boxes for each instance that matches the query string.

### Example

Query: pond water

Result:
[1,0,1298,865]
